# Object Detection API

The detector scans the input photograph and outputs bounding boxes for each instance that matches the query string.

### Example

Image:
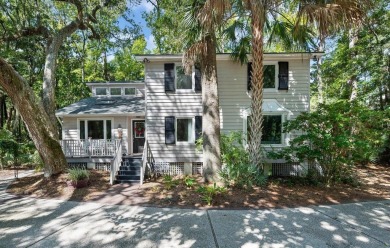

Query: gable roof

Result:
[56,97,145,117]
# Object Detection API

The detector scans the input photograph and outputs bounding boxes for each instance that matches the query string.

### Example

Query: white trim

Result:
[135,53,324,62]
[57,113,145,118]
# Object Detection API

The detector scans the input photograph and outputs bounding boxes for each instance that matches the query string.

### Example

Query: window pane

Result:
[110,88,121,95]
[262,115,282,144]
[80,121,85,139]
[106,120,111,139]
[247,115,282,144]
[87,120,104,139]
[177,119,192,142]
[176,66,192,89]
[263,65,275,88]
[124,88,136,95]
[96,88,107,95]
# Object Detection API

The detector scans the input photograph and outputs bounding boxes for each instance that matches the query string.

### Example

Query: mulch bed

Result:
[6,164,390,209]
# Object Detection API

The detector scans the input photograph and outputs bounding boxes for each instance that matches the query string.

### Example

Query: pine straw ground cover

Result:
[5,164,390,209]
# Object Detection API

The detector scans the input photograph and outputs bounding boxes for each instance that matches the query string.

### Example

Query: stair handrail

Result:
[110,141,122,185]
[141,140,155,185]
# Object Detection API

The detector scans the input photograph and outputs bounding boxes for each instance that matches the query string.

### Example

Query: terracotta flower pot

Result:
[67,179,89,188]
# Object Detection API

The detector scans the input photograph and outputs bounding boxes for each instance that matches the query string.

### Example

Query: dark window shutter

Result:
[165,116,175,144]
[247,62,252,91]
[278,62,289,90]
[195,116,202,141]
[164,63,175,92]
[195,66,202,92]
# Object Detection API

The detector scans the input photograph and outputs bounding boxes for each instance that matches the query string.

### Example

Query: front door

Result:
[133,120,145,153]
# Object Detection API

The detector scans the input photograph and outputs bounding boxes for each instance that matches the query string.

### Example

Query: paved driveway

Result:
[1,176,389,247]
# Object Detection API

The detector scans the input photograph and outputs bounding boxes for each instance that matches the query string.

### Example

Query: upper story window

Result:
[176,66,192,90]
[247,62,289,91]
[110,88,121,96]
[263,65,276,88]
[96,87,107,96]
[164,63,201,93]
[124,87,136,95]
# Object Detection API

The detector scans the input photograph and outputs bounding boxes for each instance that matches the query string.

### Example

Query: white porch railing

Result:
[110,141,122,185]
[60,139,121,157]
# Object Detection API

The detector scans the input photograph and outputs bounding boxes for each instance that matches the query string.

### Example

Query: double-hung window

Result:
[164,63,202,93]
[176,66,192,90]
[176,118,193,142]
[247,62,289,91]
[165,116,202,145]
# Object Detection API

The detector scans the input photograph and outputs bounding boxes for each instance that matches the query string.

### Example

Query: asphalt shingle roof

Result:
[56,97,145,116]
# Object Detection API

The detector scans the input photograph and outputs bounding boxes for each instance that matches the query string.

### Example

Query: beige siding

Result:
[218,59,310,133]
[145,56,310,163]
[145,61,202,162]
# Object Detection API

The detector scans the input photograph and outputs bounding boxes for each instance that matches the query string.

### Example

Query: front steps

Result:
[115,157,142,184]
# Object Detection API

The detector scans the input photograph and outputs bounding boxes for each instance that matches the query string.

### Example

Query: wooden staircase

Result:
[115,156,142,184]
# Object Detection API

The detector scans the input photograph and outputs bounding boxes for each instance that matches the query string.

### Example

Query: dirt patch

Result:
[6,164,390,209]
[7,170,111,201]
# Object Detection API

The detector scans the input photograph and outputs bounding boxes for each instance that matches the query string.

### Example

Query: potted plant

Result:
[67,167,90,188]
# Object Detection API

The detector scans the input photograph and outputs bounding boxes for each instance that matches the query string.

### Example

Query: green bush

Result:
[162,174,179,190]
[68,168,90,182]
[269,101,389,185]
[219,132,267,189]
[197,183,226,206]
[183,176,196,188]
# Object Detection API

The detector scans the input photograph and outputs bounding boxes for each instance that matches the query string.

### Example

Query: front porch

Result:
[60,139,122,157]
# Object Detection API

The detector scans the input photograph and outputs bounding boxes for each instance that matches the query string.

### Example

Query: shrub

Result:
[197,183,226,206]
[183,176,196,188]
[269,101,389,185]
[68,168,90,182]
[219,132,267,189]
[162,174,179,190]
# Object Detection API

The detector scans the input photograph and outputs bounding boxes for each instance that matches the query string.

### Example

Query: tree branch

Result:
[1,26,50,42]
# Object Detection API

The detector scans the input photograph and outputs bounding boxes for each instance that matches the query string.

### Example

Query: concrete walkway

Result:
[1,175,389,247]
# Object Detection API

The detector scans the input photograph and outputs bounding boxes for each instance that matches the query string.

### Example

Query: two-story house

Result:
[56,52,322,184]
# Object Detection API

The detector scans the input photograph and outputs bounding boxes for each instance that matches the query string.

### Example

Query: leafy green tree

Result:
[110,37,147,81]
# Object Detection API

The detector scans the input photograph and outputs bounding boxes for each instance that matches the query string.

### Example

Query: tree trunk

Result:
[0,57,67,177]
[348,29,359,101]
[42,22,80,137]
[317,38,325,104]
[201,34,222,182]
[248,1,266,169]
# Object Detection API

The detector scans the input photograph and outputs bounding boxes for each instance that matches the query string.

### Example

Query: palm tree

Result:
[182,0,231,182]
[243,0,369,169]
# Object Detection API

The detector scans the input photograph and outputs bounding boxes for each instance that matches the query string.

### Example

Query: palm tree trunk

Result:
[201,34,222,182]
[248,1,266,169]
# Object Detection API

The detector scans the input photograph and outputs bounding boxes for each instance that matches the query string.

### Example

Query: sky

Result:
[120,0,156,51]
